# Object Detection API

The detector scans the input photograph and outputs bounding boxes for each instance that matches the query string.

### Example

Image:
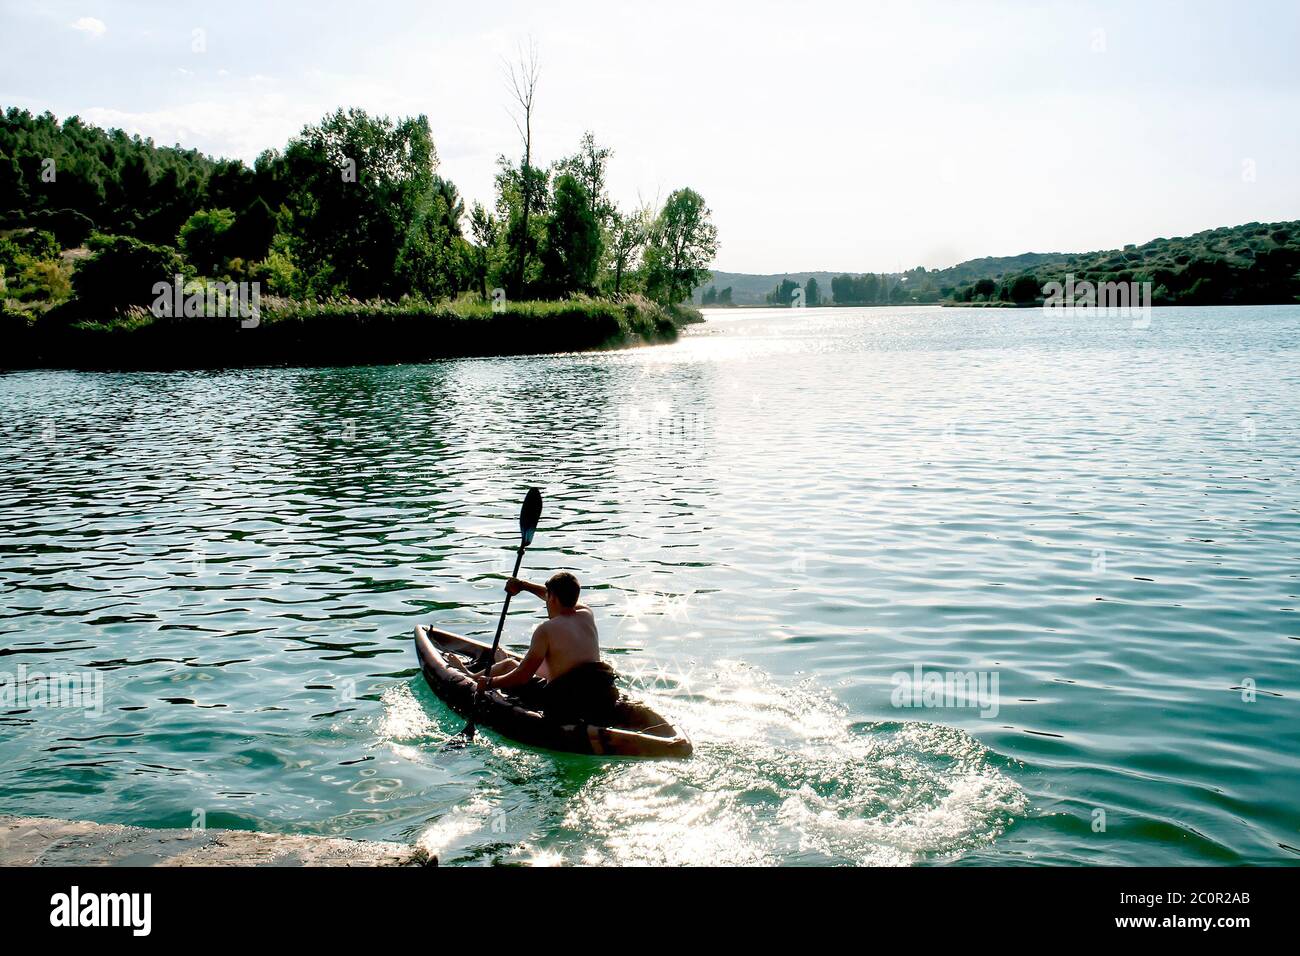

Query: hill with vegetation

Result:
[696,221,1300,308]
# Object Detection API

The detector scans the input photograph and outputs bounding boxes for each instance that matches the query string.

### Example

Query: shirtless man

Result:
[474,571,619,724]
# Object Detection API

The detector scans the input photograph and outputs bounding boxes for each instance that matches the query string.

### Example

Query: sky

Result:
[2,0,1298,274]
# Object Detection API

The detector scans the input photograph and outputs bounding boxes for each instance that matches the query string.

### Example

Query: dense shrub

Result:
[13,228,60,261]
[71,235,184,313]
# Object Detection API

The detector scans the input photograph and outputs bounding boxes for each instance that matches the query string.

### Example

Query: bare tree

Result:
[504,38,541,295]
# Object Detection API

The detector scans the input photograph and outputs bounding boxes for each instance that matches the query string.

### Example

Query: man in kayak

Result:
[473,571,620,725]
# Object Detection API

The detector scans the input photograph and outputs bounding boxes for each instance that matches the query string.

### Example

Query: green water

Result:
[2,305,1297,865]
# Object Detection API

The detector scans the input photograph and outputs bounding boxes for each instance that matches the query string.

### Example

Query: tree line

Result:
[752,273,904,307]
[0,65,718,317]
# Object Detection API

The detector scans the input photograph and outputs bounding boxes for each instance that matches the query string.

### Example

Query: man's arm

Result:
[479,625,547,690]
[505,577,547,601]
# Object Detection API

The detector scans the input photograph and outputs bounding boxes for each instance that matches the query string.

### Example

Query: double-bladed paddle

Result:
[454,487,543,744]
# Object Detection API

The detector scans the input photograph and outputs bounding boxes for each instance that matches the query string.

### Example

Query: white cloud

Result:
[70,17,107,37]
[82,95,321,162]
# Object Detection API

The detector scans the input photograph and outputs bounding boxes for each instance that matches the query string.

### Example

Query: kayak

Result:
[414,625,692,759]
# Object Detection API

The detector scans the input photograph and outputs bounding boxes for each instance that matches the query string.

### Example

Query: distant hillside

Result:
[696,220,1300,307]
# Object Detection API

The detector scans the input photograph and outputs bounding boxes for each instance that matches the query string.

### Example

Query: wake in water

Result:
[382,658,1026,866]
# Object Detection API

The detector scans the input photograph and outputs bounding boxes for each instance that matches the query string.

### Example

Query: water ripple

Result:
[2,305,1298,864]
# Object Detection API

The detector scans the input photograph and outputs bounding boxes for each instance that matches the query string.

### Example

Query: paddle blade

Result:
[519,487,543,546]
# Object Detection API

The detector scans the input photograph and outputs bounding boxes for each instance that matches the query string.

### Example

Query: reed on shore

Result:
[0,294,697,371]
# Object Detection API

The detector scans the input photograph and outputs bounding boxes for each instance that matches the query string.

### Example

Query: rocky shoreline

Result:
[0,815,433,867]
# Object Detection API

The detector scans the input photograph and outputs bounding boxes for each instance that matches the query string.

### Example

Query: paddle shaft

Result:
[452,487,541,744]
[464,544,527,732]
[485,545,527,677]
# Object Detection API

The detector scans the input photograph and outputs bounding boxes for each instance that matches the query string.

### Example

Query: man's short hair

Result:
[545,572,580,608]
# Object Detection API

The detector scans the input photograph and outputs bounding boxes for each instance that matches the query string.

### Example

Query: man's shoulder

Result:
[543,610,596,637]
[568,607,597,632]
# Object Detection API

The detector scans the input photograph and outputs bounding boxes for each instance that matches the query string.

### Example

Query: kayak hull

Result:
[414,625,692,759]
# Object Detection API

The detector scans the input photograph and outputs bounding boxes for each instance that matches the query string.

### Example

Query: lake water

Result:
[2,305,1298,866]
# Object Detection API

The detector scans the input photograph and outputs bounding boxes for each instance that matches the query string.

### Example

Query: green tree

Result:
[830,275,851,303]
[396,193,468,300]
[281,108,441,299]
[1008,273,1040,303]
[395,174,472,299]
[431,176,465,235]
[805,276,820,306]
[250,233,302,297]
[540,173,602,296]
[468,201,500,298]
[607,206,648,295]
[178,207,236,275]
[766,277,799,305]
[555,131,614,228]
[495,156,549,297]
[0,148,28,212]
[644,188,718,305]
[864,274,881,303]
[227,197,277,263]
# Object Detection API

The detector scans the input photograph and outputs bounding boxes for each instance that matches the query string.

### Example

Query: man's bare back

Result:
[532,605,600,681]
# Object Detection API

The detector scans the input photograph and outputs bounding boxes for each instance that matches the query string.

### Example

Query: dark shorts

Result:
[543,662,619,725]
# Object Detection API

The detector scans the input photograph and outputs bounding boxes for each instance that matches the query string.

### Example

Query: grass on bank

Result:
[1,293,701,370]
